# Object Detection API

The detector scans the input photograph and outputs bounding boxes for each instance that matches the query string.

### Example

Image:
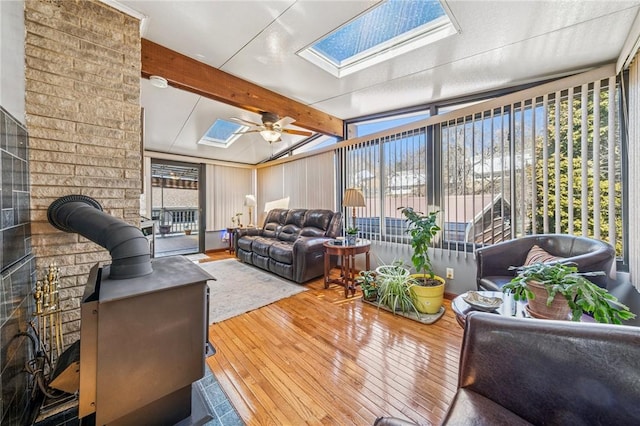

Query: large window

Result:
[340,66,625,259]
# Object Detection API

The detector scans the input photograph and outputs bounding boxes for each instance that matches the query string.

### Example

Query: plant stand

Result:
[362,298,445,325]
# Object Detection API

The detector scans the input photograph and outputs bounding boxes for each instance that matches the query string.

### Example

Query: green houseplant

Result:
[375,261,420,315]
[503,262,636,324]
[398,207,446,314]
[346,226,358,245]
[355,270,378,302]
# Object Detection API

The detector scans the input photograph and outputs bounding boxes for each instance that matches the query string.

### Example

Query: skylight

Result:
[198,119,246,148]
[298,0,458,78]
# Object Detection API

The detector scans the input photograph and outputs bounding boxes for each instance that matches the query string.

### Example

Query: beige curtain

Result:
[206,164,254,231]
[257,151,336,224]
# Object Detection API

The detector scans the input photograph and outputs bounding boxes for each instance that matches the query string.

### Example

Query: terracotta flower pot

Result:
[526,280,572,320]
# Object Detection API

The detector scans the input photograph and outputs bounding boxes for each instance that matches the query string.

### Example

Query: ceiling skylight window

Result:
[198,119,246,148]
[298,0,459,78]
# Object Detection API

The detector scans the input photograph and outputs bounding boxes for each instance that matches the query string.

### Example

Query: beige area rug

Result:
[198,258,307,324]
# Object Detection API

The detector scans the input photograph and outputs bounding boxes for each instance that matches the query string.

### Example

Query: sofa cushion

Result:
[252,237,274,257]
[524,244,564,265]
[304,209,332,231]
[269,258,293,280]
[285,209,307,227]
[237,235,258,252]
[269,241,294,264]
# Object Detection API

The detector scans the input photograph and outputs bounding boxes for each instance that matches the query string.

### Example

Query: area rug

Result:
[199,259,307,324]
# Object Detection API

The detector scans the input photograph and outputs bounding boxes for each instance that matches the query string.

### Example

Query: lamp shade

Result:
[342,188,365,207]
[244,194,257,207]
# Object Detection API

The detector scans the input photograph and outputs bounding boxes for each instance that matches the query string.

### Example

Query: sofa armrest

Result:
[236,227,262,239]
[292,237,331,283]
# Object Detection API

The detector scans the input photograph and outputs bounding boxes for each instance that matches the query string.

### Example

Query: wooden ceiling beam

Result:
[141,39,344,138]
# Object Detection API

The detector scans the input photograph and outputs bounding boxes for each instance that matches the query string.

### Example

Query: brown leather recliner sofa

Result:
[475,234,616,291]
[235,208,342,283]
[374,312,640,426]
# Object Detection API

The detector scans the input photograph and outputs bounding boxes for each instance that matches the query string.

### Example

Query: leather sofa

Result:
[374,312,640,425]
[235,208,342,283]
[475,234,615,291]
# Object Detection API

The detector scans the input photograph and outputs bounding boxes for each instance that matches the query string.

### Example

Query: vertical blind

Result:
[251,64,626,279]
[257,151,336,215]
[335,65,623,261]
[206,164,253,231]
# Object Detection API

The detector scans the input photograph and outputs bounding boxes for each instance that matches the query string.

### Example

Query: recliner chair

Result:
[475,234,615,291]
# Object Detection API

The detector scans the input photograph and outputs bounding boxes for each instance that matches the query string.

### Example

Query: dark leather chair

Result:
[475,234,615,291]
[375,312,640,426]
[441,312,640,425]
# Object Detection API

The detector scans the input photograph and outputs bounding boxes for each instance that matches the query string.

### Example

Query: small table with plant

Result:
[323,239,371,298]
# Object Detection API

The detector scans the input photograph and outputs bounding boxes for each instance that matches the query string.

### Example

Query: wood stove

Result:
[47,195,211,425]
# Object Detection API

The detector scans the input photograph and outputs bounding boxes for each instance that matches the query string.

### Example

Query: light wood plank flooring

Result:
[203,251,464,425]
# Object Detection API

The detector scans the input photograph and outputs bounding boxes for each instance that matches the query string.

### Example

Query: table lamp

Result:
[342,188,365,231]
[244,194,257,227]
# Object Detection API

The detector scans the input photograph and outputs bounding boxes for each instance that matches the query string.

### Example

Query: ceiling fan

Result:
[231,112,313,143]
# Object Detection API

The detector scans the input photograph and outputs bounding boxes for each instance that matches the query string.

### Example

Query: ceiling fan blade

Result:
[232,129,261,135]
[274,116,295,128]
[230,117,262,127]
[282,128,313,137]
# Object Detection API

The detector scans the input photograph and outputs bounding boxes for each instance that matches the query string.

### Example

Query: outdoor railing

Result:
[151,207,198,235]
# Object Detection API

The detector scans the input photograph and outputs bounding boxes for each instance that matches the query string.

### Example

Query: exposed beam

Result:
[141,39,343,138]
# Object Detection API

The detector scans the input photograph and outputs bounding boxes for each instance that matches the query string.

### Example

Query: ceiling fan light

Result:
[149,75,168,88]
[260,129,281,143]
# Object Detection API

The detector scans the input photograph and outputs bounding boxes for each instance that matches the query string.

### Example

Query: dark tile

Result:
[2,152,12,210]
[5,118,18,157]
[17,192,29,225]
[2,209,14,229]
[2,226,25,272]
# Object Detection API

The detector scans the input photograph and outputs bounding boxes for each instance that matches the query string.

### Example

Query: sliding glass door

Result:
[151,159,203,257]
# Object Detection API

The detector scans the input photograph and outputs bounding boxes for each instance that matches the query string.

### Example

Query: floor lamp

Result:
[342,188,365,231]
[245,195,257,227]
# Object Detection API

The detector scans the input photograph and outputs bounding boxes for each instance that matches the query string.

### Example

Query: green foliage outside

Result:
[532,85,622,255]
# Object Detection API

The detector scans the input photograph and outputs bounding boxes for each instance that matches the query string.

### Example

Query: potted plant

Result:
[346,226,358,245]
[184,226,192,235]
[355,270,378,302]
[503,262,636,324]
[375,261,420,315]
[398,207,446,314]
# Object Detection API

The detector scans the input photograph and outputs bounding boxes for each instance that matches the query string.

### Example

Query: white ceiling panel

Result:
[122,0,296,67]
[313,9,637,118]
[124,0,640,163]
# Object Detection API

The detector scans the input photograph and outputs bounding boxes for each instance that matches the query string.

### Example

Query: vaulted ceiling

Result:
[119,0,640,164]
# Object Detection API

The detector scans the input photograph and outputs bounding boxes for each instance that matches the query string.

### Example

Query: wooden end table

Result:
[323,239,371,298]
[226,227,238,254]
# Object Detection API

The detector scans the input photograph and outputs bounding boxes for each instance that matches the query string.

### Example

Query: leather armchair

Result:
[475,234,615,291]
[441,312,640,425]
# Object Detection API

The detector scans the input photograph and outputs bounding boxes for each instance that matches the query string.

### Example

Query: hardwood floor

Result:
[203,251,464,425]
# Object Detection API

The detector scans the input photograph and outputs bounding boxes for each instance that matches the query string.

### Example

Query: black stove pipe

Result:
[47,195,152,279]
